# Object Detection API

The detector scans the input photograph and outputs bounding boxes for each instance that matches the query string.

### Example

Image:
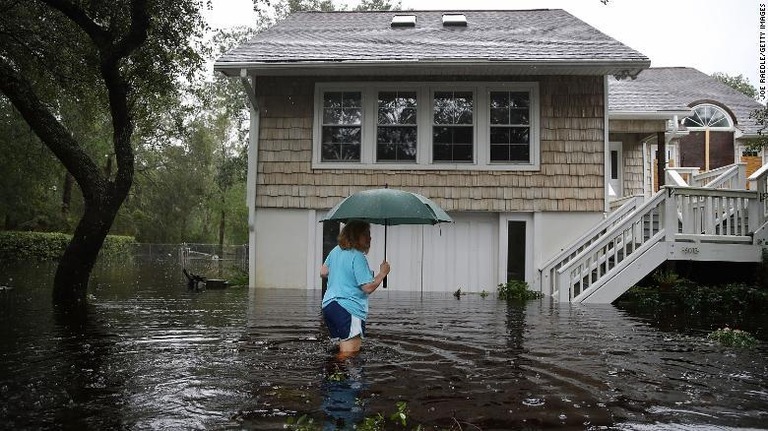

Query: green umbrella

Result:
[320,187,452,287]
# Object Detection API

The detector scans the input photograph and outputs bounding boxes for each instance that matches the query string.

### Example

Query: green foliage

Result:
[0,231,135,262]
[285,414,318,431]
[285,401,430,431]
[498,280,542,301]
[651,269,683,290]
[707,327,758,349]
[712,72,758,99]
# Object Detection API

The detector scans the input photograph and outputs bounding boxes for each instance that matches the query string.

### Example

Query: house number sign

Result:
[681,247,700,254]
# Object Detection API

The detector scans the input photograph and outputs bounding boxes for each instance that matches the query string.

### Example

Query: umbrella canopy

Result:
[320,188,452,226]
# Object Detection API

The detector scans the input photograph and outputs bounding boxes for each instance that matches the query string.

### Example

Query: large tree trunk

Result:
[53,186,128,305]
[61,173,73,215]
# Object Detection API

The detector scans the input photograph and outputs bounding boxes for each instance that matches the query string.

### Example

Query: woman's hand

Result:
[361,261,391,294]
[379,260,390,277]
[320,264,329,279]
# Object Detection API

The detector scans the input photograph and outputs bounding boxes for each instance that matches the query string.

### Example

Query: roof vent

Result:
[442,13,467,27]
[391,15,417,27]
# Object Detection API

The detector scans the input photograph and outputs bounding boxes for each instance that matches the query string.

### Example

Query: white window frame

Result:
[312,81,540,171]
[682,103,734,130]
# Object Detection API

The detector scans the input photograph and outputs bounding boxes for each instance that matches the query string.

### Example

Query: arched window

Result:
[682,104,733,129]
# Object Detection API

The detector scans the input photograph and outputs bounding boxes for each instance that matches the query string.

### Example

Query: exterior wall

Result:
[253,207,311,289]
[534,211,604,268]
[254,75,605,213]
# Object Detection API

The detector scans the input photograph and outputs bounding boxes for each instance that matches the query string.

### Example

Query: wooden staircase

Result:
[538,163,768,303]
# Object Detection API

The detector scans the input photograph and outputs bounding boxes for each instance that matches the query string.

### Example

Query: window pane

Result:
[323,108,342,124]
[434,91,473,125]
[509,92,529,108]
[433,91,454,124]
[454,92,473,124]
[509,144,529,162]
[378,91,417,125]
[343,107,361,125]
[377,126,417,162]
[509,109,529,125]
[490,107,508,125]
[433,126,473,162]
[321,126,361,162]
[323,91,361,126]
[323,92,342,108]
[490,127,530,162]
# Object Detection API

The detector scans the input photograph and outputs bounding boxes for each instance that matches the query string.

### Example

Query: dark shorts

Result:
[323,301,365,341]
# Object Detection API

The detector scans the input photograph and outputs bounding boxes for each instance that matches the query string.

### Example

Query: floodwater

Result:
[0,260,766,430]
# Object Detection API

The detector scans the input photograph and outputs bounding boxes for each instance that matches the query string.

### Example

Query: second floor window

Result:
[321,91,362,162]
[490,91,531,163]
[377,91,418,162]
[433,91,474,162]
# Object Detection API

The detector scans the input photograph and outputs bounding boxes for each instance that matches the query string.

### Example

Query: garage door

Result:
[364,212,498,293]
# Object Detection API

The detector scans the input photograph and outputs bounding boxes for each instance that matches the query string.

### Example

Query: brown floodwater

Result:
[0,259,766,430]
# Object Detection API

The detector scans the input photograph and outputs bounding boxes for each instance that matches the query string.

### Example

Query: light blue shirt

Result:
[321,245,374,320]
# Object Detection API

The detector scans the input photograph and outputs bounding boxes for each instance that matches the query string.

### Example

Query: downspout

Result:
[603,75,611,213]
[240,69,260,289]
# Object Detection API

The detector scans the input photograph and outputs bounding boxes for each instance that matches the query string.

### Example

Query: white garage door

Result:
[364,212,498,293]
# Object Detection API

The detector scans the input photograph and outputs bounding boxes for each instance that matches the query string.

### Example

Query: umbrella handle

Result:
[383,224,387,288]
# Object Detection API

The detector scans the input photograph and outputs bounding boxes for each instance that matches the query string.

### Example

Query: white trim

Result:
[312,81,540,171]
[609,110,691,120]
[214,61,648,78]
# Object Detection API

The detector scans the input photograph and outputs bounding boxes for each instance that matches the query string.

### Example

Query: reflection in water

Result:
[321,355,366,430]
[0,260,767,430]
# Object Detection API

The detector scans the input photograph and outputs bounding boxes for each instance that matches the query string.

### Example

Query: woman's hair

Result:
[338,220,370,252]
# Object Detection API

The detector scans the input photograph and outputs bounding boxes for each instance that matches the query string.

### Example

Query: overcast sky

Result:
[205,0,760,99]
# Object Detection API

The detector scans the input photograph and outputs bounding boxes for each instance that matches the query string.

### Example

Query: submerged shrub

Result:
[707,327,758,349]
[498,279,542,301]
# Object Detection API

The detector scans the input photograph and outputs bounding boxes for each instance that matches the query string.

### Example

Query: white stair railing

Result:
[695,163,746,190]
[538,195,644,296]
[554,190,667,302]
[554,186,765,303]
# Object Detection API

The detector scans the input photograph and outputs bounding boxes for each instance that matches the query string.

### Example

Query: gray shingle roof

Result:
[215,10,649,75]
[609,67,765,135]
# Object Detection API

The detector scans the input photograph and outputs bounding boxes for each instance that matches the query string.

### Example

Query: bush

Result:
[498,279,542,301]
[707,327,758,349]
[0,231,135,262]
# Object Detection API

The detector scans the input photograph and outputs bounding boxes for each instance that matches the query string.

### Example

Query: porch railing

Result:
[553,186,765,302]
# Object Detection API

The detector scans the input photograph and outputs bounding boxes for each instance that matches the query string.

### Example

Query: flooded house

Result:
[215,10,768,302]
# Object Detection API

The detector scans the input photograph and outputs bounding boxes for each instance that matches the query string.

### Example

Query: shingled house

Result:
[609,67,766,194]
[215,10,767,300]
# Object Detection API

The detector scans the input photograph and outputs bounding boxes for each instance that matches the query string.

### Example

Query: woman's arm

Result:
[360,261,390,294]
[320,264,329,279]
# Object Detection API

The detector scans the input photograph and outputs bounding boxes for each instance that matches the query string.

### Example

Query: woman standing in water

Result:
[320,220,390,357]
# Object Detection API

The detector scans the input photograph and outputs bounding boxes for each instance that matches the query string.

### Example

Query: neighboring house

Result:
[609,67,766,195]
[214,10,765,298]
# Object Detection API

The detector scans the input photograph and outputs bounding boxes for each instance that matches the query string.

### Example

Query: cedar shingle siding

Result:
[255,75,605,213]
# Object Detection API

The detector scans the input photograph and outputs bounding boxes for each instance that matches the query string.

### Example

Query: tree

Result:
[712,72,758,99]
[0,0,207,307]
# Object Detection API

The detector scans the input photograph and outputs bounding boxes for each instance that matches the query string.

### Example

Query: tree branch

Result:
[0,57,106,200]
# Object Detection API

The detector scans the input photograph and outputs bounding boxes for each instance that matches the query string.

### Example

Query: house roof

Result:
[609,67,765,136]
[215,10,650,77]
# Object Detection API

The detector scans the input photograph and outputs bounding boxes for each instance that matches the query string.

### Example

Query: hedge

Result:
[0,231,136,262]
